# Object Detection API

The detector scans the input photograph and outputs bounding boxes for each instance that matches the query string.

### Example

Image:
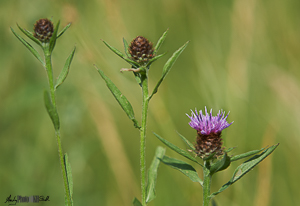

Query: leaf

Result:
[177,131,195,150]
[43,90,60,131]
[11,27,45,67]
[209,152,231,174]
[154,29,168,54]
[154,132,202,166]
[149,41,189,100]
[146,146,166,203]
[161,156,203,185]
[17,24,42,47]
[224,147,235,153]
[132,198,142,206]
[230,148,264,162]
[55,47,76,90]
[95,66,140,129]
[145,52,166,67]
[57,23,71,39]
[123,38,131,57]
[210,144,279,197]
[64,153,73,206]
[102,40,139,68]
[49,20,60,53]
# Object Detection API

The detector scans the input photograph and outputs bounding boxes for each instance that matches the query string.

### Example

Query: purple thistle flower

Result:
[187,107,233,159]
[187,107,233,135]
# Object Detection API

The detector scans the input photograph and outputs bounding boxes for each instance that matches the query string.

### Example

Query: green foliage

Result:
[210,144,279,197]
[161,156,203,185]
[43,90,60,131]
[64,153,74,206]
[132,198,142,206]
[146,146,165,203]
[149,41,189,100]
[154,132,201,166]
[10,27,45,67]
[95,66,140,129]
[55,47,76,90]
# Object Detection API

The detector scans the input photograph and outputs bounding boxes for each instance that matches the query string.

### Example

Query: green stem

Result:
[140,72,149,206]
[203,161,212,206]
[44,46,72,206]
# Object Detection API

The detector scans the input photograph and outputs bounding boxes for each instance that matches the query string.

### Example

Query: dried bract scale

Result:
[187,107,233,159]
[34,18,54,42]
[129,36,154,65]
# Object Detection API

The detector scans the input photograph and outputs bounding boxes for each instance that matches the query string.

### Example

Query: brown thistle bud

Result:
[129,36,154,64]
[195,131,224,159]
[34,18,54,42]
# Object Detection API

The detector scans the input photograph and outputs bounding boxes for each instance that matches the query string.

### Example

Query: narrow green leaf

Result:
[132,198,142,206]
[210,144,279,197]
[123,38,131,57]
[230,148,264,162]
[209,152,231,174]
[55,47,76,90]
[154,29,168,54]
[43,90,60,131]
[57,23,71,39]
[161,156,203,186]
[11,27,45,67]
[133,71,142,86]
[17,24,42,47]
[177,131,195,150]
[146,52,166,67]
[64,153,73,205]
[49,20,60,53]
[146,146,166,203]
[95,66,140,129]
[224,147,235,153]
[102,40,139,68]
[149,41,189,100]
[154,132,202,166]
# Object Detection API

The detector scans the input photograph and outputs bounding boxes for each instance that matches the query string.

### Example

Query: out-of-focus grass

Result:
[1,0,300,205]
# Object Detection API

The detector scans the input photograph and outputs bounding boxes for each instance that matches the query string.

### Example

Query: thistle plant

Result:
[94,30,188,206]
[11,18,75,206]
[155,107,278,206]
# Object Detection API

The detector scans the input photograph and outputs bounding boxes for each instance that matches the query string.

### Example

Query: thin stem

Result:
[44,47,56,108]
[140,73,149,206]
[203,161,212,206]
[44,46,72,206]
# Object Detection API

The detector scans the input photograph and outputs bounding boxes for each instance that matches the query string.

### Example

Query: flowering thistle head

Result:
[129,36,154,65]
[33,18,54,42]
[187,107,233,159]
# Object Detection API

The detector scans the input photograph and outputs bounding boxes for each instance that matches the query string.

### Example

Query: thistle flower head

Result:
[33,18,54,42]
[129,36,154,65]
[187,107,233,159]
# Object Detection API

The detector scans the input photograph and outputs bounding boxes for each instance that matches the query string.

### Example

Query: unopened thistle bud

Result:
[187,107,233,159]
[129,36,154,65]
[34,18,54,43]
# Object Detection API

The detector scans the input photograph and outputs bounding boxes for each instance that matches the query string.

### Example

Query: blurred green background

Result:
[1,0,299,205]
